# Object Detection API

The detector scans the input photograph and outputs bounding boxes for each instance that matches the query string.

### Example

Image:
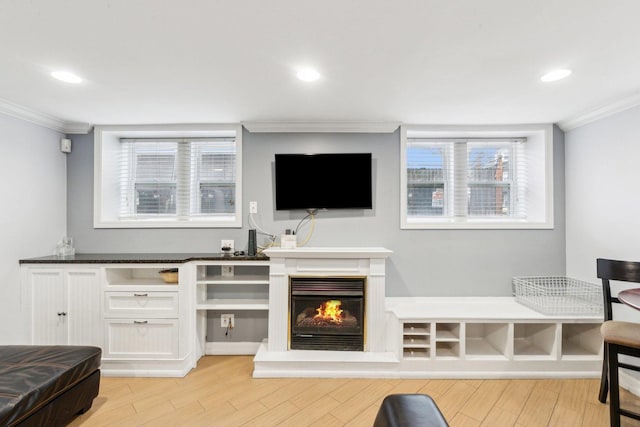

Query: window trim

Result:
[400,124,554,230]
[94,124,242,228]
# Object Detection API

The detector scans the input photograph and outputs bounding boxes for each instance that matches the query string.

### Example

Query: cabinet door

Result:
[26,268,102,347]
[29,269,66,345]
[65,269,103,347]
[104,319,179,359]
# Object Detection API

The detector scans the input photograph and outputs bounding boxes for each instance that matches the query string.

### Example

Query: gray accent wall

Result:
[67,126,566,297]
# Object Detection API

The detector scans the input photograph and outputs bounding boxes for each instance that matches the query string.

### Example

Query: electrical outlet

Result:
[221,314,234,328]
[221,265,234,277]
[249,201,258,214]
[221,239,234,253]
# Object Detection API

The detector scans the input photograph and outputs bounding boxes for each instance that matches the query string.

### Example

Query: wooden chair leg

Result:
[608,343,621,427]
[599,345,609,403]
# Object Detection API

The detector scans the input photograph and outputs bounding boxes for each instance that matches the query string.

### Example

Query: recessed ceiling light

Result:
[51,70,83,84]
[540,69,572,82]
[296,68,321,82]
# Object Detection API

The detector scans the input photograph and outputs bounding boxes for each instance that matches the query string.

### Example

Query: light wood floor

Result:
[70,356,640,426]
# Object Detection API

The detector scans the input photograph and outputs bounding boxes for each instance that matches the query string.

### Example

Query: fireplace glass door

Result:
[289,277,365,351]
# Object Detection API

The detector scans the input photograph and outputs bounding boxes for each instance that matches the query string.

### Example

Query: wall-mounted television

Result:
[274,153,373,210]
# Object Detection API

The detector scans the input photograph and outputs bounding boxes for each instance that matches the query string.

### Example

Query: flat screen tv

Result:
[274,153,372,210]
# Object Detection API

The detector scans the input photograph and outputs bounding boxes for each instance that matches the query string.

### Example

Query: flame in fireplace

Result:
[314,300,343,323]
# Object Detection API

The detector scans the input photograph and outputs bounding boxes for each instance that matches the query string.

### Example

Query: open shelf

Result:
[561,323,602,358]
[403,335,429,347]
[402,322,431,359]
[403,348,430,359]
[197,275,269,285]
[403,322,430,335]
[435,323,460,342]
[196,298,269,310]
[105,266,180,288]
[435,341,460,359]
[195,261,270,356]
[465,323,509,358]
[434,322,461,358]
[513,323,557,358]
[196,264,269,282]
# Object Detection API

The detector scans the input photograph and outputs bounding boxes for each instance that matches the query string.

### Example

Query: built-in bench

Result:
[388,297,603,378]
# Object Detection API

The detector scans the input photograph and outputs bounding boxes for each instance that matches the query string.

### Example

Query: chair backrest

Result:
[597,258,640,321]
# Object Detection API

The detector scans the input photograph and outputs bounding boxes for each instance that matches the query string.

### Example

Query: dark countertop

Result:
[19,253,269,264]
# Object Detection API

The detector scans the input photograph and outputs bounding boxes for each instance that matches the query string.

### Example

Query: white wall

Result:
[0,113,67,343]
[565,105,640,282]
[566,102,640,355]
[566,104,640,393]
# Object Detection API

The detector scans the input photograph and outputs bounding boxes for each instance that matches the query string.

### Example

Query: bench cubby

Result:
[389,297,603,377]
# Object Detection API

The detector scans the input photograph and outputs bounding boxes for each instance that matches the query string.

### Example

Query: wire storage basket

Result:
[512,276,603,315]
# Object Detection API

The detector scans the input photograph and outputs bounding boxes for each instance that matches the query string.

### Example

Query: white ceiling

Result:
[1,0,640,132]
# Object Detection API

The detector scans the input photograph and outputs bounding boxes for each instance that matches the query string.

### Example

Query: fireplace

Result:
[289,276,365,351]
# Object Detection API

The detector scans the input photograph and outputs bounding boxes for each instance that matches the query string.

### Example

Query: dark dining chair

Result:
[597,258,640,427]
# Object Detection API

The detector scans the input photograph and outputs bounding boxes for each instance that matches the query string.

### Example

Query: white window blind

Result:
[95,124,242,228]
[406,138,526,221]
[190,140,236,216]
[119,138,236,220]
[466,140,526,218]
[399,121,557,230]
[406,141,453,217]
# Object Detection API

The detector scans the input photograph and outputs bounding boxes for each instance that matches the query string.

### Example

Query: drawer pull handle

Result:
[133,320,148,324]
[57,312,67,316]
[133,293,148,297]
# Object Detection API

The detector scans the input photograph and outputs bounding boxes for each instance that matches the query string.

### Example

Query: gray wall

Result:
[67,126,566,297]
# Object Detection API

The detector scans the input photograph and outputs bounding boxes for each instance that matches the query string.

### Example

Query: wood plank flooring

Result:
[71,356,640,426]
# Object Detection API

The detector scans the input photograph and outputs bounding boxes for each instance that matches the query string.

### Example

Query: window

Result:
[95,125,242,228]
[401,125,553,229]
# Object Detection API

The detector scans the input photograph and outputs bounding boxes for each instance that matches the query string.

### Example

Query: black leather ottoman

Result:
[374,393,449,427]
[0,345,101,427]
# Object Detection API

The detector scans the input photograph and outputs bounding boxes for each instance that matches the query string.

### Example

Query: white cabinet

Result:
[104,318,179,359]
[104,291,179,317]
[23,262,190,376]
[103,265,182,361]
[390,297,603,377]
[23,267,102,348]
[194,260,269,356]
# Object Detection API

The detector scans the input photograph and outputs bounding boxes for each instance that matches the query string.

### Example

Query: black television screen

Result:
[274,153,372,210]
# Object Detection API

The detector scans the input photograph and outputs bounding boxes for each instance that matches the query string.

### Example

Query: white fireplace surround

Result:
[263,247,391,352]
[253,247,394,377]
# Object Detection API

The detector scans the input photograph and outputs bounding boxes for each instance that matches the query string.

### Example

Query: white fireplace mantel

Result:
[254,247,393,377]
[263,247,393,259]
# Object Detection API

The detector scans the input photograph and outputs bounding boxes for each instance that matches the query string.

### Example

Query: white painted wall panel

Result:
[565,105,640,288]
[565,104,640,390]
[0,113,66,344]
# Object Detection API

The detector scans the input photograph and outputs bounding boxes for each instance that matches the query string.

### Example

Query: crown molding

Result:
[558,92,640,131]
[0,98,92,134]
[63,122,94,134]
[242,121,400,133]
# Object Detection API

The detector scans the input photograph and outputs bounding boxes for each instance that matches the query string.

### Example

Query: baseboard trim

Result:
[205,341,261,355]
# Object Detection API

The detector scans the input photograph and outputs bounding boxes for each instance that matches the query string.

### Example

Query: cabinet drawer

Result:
[104,291,178,317]
[104,319,179,359]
